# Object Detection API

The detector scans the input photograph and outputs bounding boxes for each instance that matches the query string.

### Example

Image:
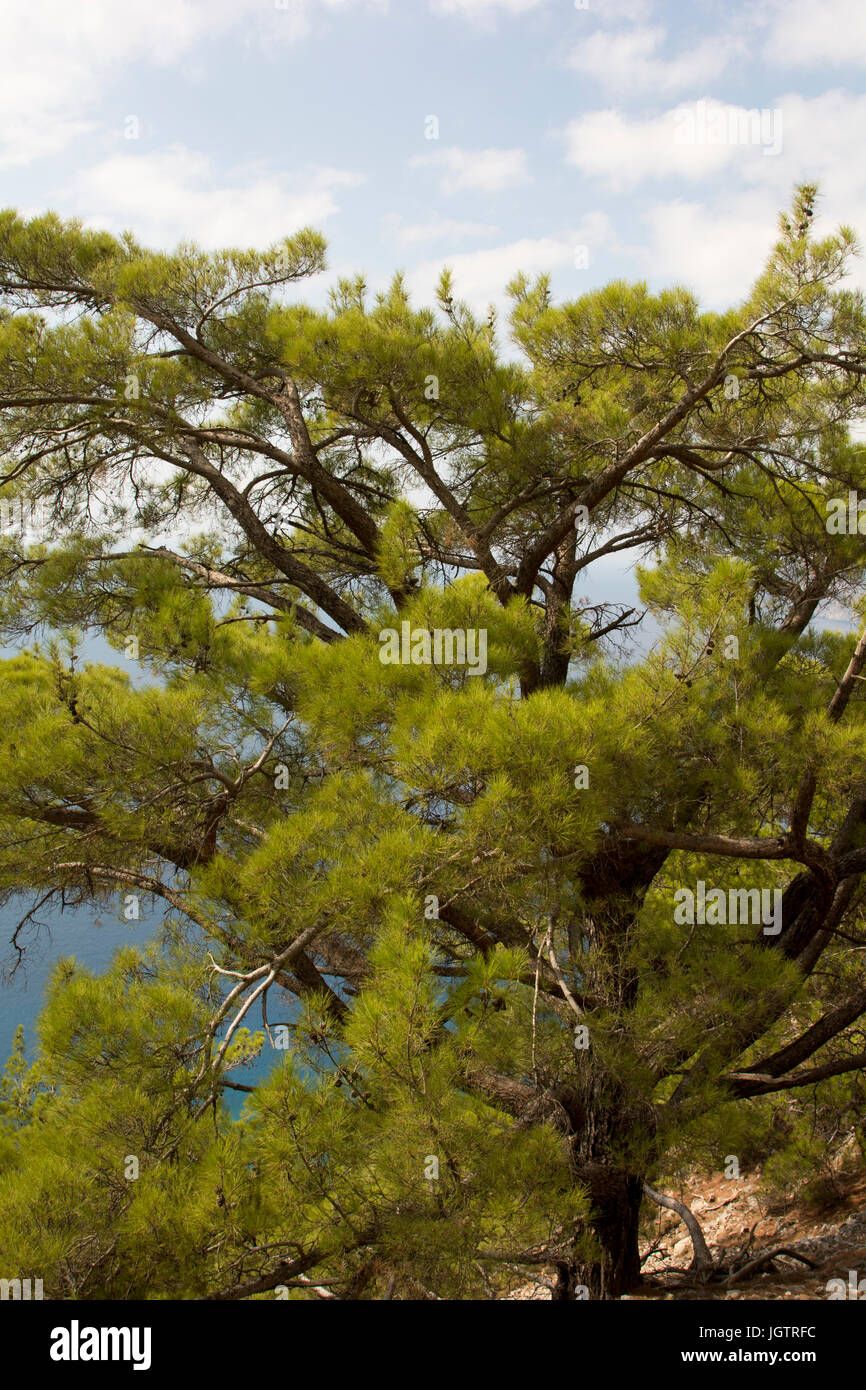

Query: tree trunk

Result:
[568,1167,644,1299]
[552,869,661,1299]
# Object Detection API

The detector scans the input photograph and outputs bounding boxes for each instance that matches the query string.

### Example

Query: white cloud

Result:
[567,24,738,94]
[558,84,866,309]
[571,208,617,248]
[410,146,529,194]
[0,1,241,167]
[563,100,794,191]
[588,0,654,19]
[562,90,866,237]
[631,90,866,307]
[384,216,500,245]
[426,0,652,23]
[429,0,548,15]
[397,214,615,311]
[744,90,866,204]
[72,145,364,248]
[565,106,740,191]
[0,0,373,169]
[763,0,866,66]
[405,233,592,315]
[640,197,779,309]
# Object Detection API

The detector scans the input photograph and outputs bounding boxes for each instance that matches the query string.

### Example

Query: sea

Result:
[0,633,279,1115]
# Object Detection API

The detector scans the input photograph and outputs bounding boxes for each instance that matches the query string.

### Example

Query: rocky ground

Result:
[509,1167,866,1299]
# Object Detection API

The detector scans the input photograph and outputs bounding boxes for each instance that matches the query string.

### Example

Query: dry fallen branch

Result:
[725,1246,820,1286]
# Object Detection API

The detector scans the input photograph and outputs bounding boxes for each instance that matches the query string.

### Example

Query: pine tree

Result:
[1,185,866,1298]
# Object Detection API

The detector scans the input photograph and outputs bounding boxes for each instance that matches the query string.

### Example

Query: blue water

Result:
[0,895,292,1117]
[0,898,156,1069]
[0,626,299,1112]
[0,631,292,1116]
[0,633,154,1073]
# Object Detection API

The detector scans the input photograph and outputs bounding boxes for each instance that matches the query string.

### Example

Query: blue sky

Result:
[3,0,866,323]
[4,0,865,631]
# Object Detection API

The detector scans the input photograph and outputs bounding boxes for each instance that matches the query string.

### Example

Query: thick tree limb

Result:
[723,1051,866,1097]
[643,1184,714,1272]
[740,987,866,1080]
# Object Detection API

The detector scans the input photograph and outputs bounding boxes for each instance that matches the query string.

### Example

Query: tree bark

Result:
[643,1184,714,1272]
[570,1168,644,1299]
